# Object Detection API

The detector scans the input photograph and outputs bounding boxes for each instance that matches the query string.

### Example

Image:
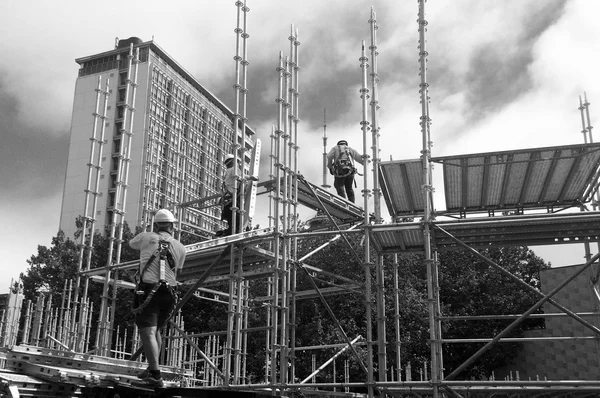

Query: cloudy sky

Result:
[1,0,598,292]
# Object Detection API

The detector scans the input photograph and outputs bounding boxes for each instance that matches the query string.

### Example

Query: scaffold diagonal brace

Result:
[297,174,362,263]
[434,225,600,337]
[296,262,369,377]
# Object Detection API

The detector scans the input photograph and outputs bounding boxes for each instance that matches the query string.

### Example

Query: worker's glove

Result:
[219,193,233,206]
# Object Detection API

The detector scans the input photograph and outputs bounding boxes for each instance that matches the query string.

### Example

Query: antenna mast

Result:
[322,108,330,188]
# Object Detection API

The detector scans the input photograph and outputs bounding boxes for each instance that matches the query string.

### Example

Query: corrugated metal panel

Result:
[369,224,425,253]
[432,143,600,213]
[379,160,424,217]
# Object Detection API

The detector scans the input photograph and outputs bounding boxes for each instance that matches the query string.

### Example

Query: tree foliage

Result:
[20,220,142,349]
[435,247,549,379]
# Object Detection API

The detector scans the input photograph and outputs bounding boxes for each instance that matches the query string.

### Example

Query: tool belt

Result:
[132,236,178,316]
[131,281,178,316]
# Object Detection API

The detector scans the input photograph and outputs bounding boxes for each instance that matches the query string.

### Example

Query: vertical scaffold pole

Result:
[226,1,242,380]
[226,0,249,384]
[288,25,301,384]
[579,95,590,145]
[584,92,595,143]
[583,94,600,374]
[369,7,388,383]
[115,46,140,263]
[235,0,250,382]
[579,96,594,266]
[74,77,111,352]
[579,95,600,290]
[268,126,276,230]
[359,41,375,398]
[393,254,402,381]
[72,76,106,349]
[369,6,383,224]
[265,125,275,383]
[418,1,442,397]
[230,0,244,239]
[322,109,330,189]
[584,97,600,269]
[278,52,291,387]
[110,45,140,342]
[97,44,139,356]
[82,78,111,299]
[74,75,103,301]
[270,50,285,391]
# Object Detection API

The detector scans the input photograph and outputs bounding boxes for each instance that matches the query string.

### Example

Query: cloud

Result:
[1,0,599,291]
[0,76,69,200]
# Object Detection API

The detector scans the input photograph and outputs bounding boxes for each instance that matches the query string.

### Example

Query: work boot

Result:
[215,229,230,237]
[134,374,164,388]
[136,367,149,379]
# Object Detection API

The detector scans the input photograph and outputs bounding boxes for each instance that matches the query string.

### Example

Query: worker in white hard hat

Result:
[216,153,259,236]
[129,208,187,387]
[217,154,242,237]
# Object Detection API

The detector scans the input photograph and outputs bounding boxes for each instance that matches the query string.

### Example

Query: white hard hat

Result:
[155,209,177,223]
[224,154,235,163]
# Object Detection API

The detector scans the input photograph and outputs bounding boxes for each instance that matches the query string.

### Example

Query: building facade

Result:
[495,262,600,380]
[60,37,254,239]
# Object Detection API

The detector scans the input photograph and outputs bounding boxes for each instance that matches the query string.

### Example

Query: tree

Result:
[22,230,80,301]
[283,234,549,382]
[20,220,141,349]
[435,246,549,379]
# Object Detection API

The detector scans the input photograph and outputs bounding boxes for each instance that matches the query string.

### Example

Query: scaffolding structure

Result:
[8,1,600,398]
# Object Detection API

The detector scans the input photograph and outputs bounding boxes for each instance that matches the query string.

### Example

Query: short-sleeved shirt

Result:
[129,231,187,285]
[223,165,240,195]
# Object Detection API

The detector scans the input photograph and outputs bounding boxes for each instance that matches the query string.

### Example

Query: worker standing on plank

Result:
[129,208,186,387]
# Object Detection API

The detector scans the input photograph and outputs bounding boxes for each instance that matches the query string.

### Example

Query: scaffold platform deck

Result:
[1,345,279,397]
[81,228,278,286]
[374,142,600,254]
[179,227,277,284]
[380,142,600,217]
[370,211,600,253]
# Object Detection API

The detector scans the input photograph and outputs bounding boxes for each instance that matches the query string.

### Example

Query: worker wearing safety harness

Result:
[326,139,364,203]
[217,153,258,236]
[129,209,186,387]
[217,153,241,237]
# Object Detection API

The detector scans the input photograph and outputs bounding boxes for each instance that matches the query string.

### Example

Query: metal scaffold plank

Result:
[81,227,277,282]
[0,370,82,397]
[260,178,365,221]
[5,345,187,381]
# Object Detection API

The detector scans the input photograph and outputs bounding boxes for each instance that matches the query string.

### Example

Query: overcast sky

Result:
[1,0,598,292]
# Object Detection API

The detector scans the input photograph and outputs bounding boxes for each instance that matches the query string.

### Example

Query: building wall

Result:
[494,263,600,380]
[60,70,117,239]
[60,40,254,240]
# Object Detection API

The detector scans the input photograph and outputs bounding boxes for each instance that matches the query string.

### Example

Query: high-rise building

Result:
[60,37,255,239]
